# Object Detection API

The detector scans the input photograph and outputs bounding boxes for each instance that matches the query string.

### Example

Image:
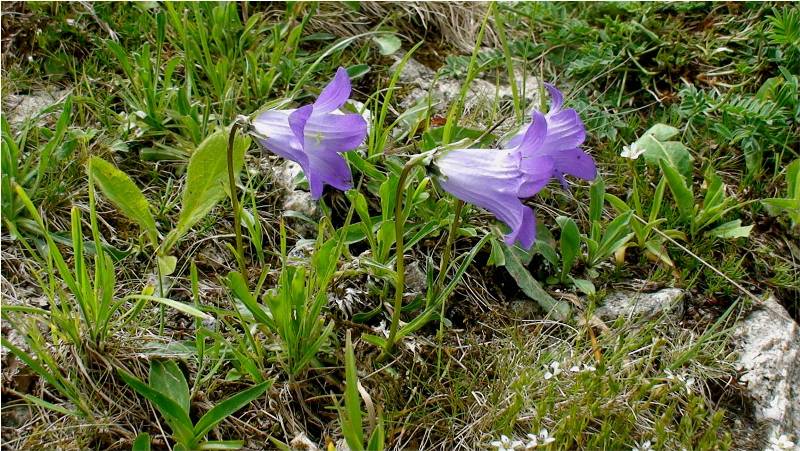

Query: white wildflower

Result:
[523,433,538,449]
[621,142,646,160]
[632,440,653,451]
[544,362,561,380]
[569,363,596,373]
[490,434,523,451]
[537,429,555,446]
[769,434,796,450]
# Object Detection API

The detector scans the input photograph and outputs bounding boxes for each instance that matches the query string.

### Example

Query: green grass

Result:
[1,1,798,450]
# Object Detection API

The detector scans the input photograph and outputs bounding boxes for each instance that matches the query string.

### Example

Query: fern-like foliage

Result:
[769,7,800,49]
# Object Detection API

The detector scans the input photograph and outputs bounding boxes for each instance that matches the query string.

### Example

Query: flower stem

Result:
[381,153,432,358]
[432,199,464,301]
[434,198,463,373]
[227,122,247,277]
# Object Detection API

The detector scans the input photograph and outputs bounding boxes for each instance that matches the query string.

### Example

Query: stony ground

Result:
[1,2,799,450]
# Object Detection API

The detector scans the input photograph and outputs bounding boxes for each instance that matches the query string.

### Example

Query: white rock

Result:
[289,432,319,451]
[272,161,305,192]
[734,296,800,449]
[2,89,70,125]
[594,288,685,322]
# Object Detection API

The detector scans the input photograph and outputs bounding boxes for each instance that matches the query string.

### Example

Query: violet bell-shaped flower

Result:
[432,111,554,250]
[507,83,597,186]
[252,67,367,199]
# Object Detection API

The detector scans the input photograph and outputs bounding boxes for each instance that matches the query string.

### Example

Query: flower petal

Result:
[314,67,351,114]
[435,148,531,247]
[548,147,597,181]
[303,112,368,153]
[253,109,308,168]
[504,205,536,250]
[542,109,585,150]
[518,155,554,197]
[288,104,314,144]
[305,146,353,199]
[516,110,548,153]
[544,82,564,114]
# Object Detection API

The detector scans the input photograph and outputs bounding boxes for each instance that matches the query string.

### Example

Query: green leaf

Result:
[659,159,694,221]
[569,277,596,296]
[342,330,364,449]
[117,368,195,445]
[706,219,753,239]
[487,238,506,266]
[158,255,178,277]
[167,129,250,252]
[192,380,272,441]
[227,272,274,328]
[589,178,605,224]
[132,433,151,451]
[557,217,580,277]
[125,295,212,321]
[88,157,159,247]
[500,245,570,321]
[642,123,680,141]
[150,360,190,416]
[635,124,694,179]
[372,34,402,56]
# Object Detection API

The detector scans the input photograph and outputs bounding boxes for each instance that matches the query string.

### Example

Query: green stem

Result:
[381,153,431,358]
[435,199,463,373]
[227,122,247,276]
[432,199,464,301]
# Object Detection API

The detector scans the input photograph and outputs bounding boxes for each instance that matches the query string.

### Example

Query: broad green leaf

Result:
[346,64,370,80]
[557,217,580,277]
[150,360,190,415]
[706,219,753,239]
[193,380,272,441]
[487,237,506,266]
[372,34,402,55]
[787,159,800,200]
[589,178,605,224]
[642,140,693,180]
[168,129,250,252]
[88,157,159,247]
[635,124,694,179]
[659,159,694,221]
[570,277,596,296]
[117,368,194,445]
[158,255,178,277]
[643,123,680,141]
[132,433,151,451]
[604,193,631,213]
[500,245,570,321]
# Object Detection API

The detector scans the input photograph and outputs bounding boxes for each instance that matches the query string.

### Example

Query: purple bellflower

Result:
[432,84,596,249]
[253,67,368,199]
[507,83,597,186]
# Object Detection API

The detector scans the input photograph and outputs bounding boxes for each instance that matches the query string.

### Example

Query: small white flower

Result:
[664,369,694,394]
[490,434,523,451]
[66,18,75,26]
[544,362,561,380]
[538,429,555,445]
[769,434,796,450]
[632,440,653,451]
[524,433,539,449]
[569,363,596,373]
[621,142,646,160]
